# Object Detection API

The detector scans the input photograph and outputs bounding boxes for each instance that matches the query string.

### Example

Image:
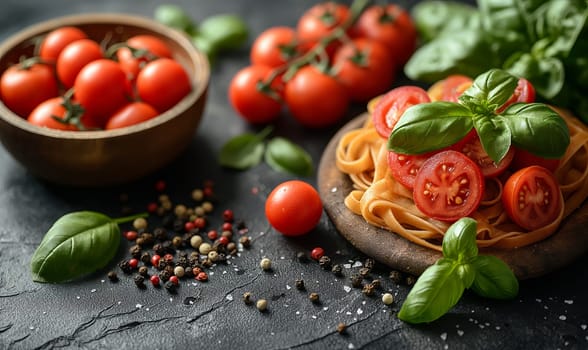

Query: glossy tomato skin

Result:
[427,74,473,102]
[27,97,77,130]
[229,65,282,124]
[334,38,396,102]
[296,2,350,53]
[57,39,103,88]
[136,58,191,113]
[284,65,349,128]
[511,148,560,173]
[387,150,435,190]
[39,26,87,62]
[413,150,484,222]
[496,78,536,113]
[117,35,173,81]
[502,165,562,231]
[265,180,323,236]
[250,26,300,68]
[372,85,430,139]
[452,130,515,178]
[0,63,58,118]
[105,102,159,130]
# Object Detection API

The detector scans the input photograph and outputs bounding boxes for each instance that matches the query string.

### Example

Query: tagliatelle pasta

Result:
[335,101,588,251]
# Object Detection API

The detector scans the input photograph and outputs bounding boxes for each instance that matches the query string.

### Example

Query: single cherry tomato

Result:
[334,38,396,102]
[387,151,435,190]
[39,26,87,62]
[284,65,349,128]
[265,180,323,236]
[496,78,536,113]
[296,2,350,53]
[136,58,191,113]
[511,148,560,173]
[250,26,301,68]
[229,65,282,124]
[56,39,103,88]
[372,86,430,139]
[74,59,129,125]
[27,96,97,130]
[105,101,159,130]
[413,150,484,222]
[502,165,562,231]
[116,34,173,81]
[427,75,473,102]
[0,62,58,118]
[353,4,417,66]
[451,130,515,178]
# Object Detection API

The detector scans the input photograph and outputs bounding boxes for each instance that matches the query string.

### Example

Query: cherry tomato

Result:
[333,38,396,102]
[229,65,282,124]
[27,97,98,130]
[511,148,560,173]
[296,2,350,53]
[136,58,191,113]
[502,165,562,231]
[116,34,173,81]
[353,4,417,66]
[39,26,87,62]
[74,59,129,125]
[265,180,323,236]
[250,26,300,68]
[496,78,536,113]
[105,101,159,130]
[427,75,473,102]
[284,65,349,128]
[56,39,103,88]
[0,62,58,118]
[452,130,515,178]
[413,150,484,222]
[387,151,435,190]
[372,86,430,139]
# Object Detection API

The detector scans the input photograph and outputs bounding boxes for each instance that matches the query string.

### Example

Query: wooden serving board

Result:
[317,114,588,280]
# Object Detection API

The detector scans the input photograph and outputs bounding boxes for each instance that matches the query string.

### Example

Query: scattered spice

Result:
[318,255,332,270]
[260,257,272,271]
[243,292,254,305]
[256,299,268,312]
[107,271,118,282]
[138,266,149,277]
[239,236,251,248]
[362,283,375,296]
[350,274,363,288]
[336,322,347,335]
[406,275,417,286]
[296,251,309,263]
[295,279,305,290]
[389,270,403,284]
[309,292,320,303]
[331,264,343,277]
[310,247,325,261]
[133,217,148,230]
[382,293,394,305]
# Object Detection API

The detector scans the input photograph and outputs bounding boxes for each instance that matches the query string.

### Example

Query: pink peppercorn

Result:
[195,272,208,282]
[193,217,206,229]
[217,236,229,246]
[310,247,325,261]
[155,180,166,192]
[221,222,233,232]
[169,275,179,285]
[125,230,138,241]
[151,254,161,267]
[147,202,158,213]
[207,230,218,240]
[222,209,234,222]
[150,275,160,286]
[129,258,139,269]
[184,221,195,232]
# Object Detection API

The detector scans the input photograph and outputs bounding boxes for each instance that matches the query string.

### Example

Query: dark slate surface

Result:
[0,1,587,349]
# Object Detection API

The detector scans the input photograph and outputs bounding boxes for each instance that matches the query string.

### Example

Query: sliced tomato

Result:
[413,150,484,222]
[452,130,515,178]
[387,150,434,190]
[496,78,535,113]
[372,86,430,139]
[511,148,560,173]
[502,165,562,231]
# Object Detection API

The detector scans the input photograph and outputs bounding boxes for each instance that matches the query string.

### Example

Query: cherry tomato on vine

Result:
[250,26,301,68]
[502,165,562,231]
[136,58,191,113]
[296,2,350,52]
[57,39,103,88]
[39,26,87,62]
[451,130,515,178]
[388,151,435,190]
[116,35,173,81]
[427,74,472,102]
[511,148,560,173]
[0,62,58,118]
[284,65,349,128]
[105,101,159,130]
[333,38,396,102]
[265,180,323,236]
[229,65,282,124]
[372,86,430,139]
[413,150,484,222]
[496,78,536,113]
[27,97,97,130]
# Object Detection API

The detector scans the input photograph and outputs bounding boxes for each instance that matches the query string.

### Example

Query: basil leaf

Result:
[154,4,196,34]
[473,115,512,163]
[470,255,519,300]
[442,217,478,263]
[388,102,474,154]
[505,52,565,99]
[397,258,465,324]
[456,263,476,289]
[502,103,570,158]
[31,211,143,283]
[197,14,248,51]
[460,69,518,112]
[411,1,480,43]
[219,127,271,170]
[265,137,313,176]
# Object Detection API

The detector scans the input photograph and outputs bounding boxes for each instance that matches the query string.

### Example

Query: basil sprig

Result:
[388,69,570,163]
[31,211,147,283]
[398,218,519,324]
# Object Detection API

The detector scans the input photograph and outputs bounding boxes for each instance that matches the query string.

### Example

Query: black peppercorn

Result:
[359,267,371,277]
[157,259,167,271]
[296,251,309,263]
[201,258,213,268]
[364,258,375,271]
[318,255,332,269]
[336,323,347,335]
[118,259,132,274]
[189,256,200,268]
[107,271,118,282]
[295,279,305,290]
[309,292,320,303]
[238,236,251,248]
[176,256,189,268]
[216,253,227,264]
[159,270,172,282]
[129,245,142,259]
[331,264,343,277]
[164,264,174,275]
[161,241,175,254]
[350,274,363,288]
[173,218,185,233]
[138,266,149,277]
[134,274,146,288]
[243,292,253,305]
[226,242,238,255]
[406,275,417,286]
[389,270,403,284]
[140,252,151,265]
[172,235,183,248]
[362,283,375,296]
[154,227,168,241]
[164,280,177,293]
[135,237,146,246]
[140,232,154,246]
[152,243,165,256]
[370,279,381,289]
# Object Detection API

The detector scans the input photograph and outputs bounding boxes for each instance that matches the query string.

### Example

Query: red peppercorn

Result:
[195,272,208,281]
[207,230,218,240]
[155,180,166,192]
[193,217,206,229]
[169,275,179,285]
[217,236,229,246]
[192,267,202,275]
[151,254,161,267]
[129,258,139,269]
[221,222,233,232]
[203,186,214,198]
[150,275,160,286]
[125,230,138,241]
[147,202,159,213]
[163,253,174,263]
[222,209,234,222]
[184,221,195,232]
[311,247,325,261]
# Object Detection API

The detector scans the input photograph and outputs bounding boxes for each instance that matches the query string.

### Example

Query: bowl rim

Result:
[0,12,210,140]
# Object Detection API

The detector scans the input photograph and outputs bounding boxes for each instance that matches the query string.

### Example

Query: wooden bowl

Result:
[0,13,209,187]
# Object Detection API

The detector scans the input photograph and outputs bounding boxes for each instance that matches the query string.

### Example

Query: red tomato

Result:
[387,151,435,190]
[511,148,560,173]
[502,165,562,231]
[413,150,484,222]
[451,130,515,178]
[0,63,58,118]
[496,78,536,113]
[229,65,282,124]
[27,97,97,130]
[265,180,323,236]
[56,39,103,88]
[250,26,300,68]
[353,4,417,66]
[333,38,396,102]
[105,102,159,130]
[117,35,173,81]
[427,75,473,102]
[296,2,350,52]
[136,58,191,113]
[74,59,129,125]
[372,86,430,139]
[39,26,87,62]
[284,65,349,128]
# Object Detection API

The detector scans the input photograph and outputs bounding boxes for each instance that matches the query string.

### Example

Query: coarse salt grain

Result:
[348,343,355,349]
[90,289,96,293]
[343,285,352,293]
[136,304,142,309]
[440,332,447,341]
[343,264,352,269]
[331,187,337,193]
[581,324,587,330]
[564,300,574,305]
[357,308,363,315]
[226,294,233,301]
[352,261,363,268]
[457,330,464,336]
[559,315,567,321]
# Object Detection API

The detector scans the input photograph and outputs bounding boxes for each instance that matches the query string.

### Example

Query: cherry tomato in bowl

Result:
[136,57,192,113]
[105,102,159,130]
[39,26,87,62]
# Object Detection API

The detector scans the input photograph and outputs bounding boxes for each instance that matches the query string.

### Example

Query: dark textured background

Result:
[0,1,587,349]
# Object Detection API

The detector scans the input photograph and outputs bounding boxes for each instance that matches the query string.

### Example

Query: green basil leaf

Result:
[197,14,248,51]
[397,258,465,324]
[470,255,519,300]
[473,115,512,163]
[502,103,570,158]
[505,52,565,99]
[459,69,518,112]
[219,128,271,170]
[30,211,133,283]
[456,263,476,289]
[388,102,474,154]
[265,137,313,176]
[154,4,196,34]
[442,217,479,263]
[411,1,480,43]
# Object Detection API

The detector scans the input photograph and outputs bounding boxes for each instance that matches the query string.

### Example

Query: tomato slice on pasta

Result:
[372,86,430,139]
[387,150,435,190]
[451,130,515,178]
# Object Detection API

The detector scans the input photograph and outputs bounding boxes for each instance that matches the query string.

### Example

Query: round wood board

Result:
[317,114,588,280]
